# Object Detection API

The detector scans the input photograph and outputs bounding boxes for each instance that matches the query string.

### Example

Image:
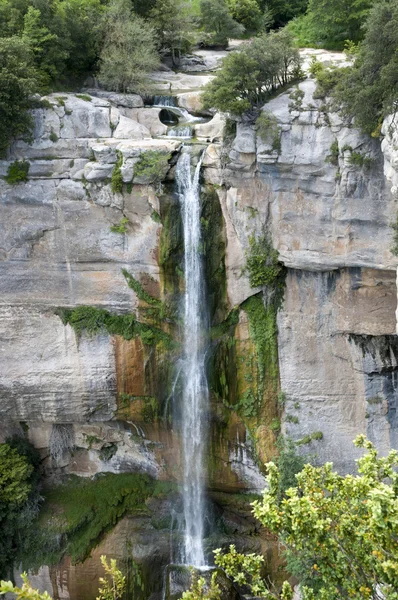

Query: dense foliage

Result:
[211,436,398,599]
[287,0,373,49]
[0,438,41,578]
[203,29,300,114]
[308,0,398,136]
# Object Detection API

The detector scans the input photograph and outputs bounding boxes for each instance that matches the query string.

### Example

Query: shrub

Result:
[110,217,129,234]
[214,436,398,599]
[49,130,58,142]
[5,160,30,184]
[326,139,339,166]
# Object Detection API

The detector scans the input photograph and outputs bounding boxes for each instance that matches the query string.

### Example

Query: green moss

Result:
[367,396,383,405]
[285,415,299,424]
[5,160,29,184]
[83,434,101,449]
[270,417,281,432]
[28,473,174,566]
[110,217,129,234]
[151,210,161,223]
[57,306,172,348]
[297,431,324,445]
[245,230,285,294]
[111,150,123,193]
[134,151,171,185]
[49,130,58,142]
[75,94,92,102]
[236,295,280,420]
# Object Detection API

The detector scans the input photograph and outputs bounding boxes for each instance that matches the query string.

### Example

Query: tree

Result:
[202,30,300,114]
[0,36,38,157]
[0,444,33,505]
[213,436,398,600]
[258,0,308,26]
[333,0,398,135]
[199,0,244,47]
[98,0,160,94]
[61,0,106,76]
[149,0,193,63]
[227,0,263,32]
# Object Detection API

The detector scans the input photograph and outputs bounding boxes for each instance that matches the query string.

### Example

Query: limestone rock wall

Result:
[202,77,398,470]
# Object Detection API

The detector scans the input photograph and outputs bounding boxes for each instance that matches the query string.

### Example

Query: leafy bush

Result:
[214,436,398,599]
[5,160,30,184]
[326,139,339,166]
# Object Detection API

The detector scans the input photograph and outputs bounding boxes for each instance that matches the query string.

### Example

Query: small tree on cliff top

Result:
[210,436,398,600]
[202,29,300,114]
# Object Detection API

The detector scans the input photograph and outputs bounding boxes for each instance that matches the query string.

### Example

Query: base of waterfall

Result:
[164,564,240,600]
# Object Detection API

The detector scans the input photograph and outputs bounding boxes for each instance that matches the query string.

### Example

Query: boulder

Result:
[113,116,152,140]
[195,113,225,142]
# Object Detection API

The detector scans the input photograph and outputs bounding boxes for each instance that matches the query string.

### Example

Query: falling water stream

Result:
[176,150,208,567]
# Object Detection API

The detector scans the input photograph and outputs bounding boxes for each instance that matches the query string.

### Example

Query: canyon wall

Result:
[1,69,397,597]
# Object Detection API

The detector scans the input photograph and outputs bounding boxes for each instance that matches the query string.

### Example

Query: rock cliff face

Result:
[1,63,398,598]
[203,77,398,471]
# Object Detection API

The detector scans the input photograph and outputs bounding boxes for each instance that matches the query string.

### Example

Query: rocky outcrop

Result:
[200,75,398,471]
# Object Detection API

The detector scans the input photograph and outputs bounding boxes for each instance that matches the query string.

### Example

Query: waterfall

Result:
[167,125,193,139]
[153,95,177,107]
[176,150,208,567]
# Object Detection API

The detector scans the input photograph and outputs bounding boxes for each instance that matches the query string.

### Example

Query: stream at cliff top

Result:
[176,150,208,567]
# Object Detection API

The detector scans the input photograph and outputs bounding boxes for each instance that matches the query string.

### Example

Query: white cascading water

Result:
[176,150,208,567]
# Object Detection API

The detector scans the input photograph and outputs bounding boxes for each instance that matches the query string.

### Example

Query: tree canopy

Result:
[212,435,398,600]
[202,29,301,114]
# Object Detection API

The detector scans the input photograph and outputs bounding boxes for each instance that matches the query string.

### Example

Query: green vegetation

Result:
[0,37,38,157]
[275,436,305,500]
[390,214,398,256]
[287,0,373,49]
[255,112,281,152]
[151,210,161,223]
[110,217,129,234]
[133,151,171,186]
[203,29,301,114]
[227,0,263,33]
[182,571,221,600]
[98,0,159,94]
[122,268,165,318]
[97,555,126,600]
[210,436,398,599]
[245,230,284,290]
[326,139,339,166]
[149,0,193,64]
[0,439,42,578]
[111,150,123,193]
[309,1,398,136]
[199,0,244,47]
[75,94,92,102]
[296,431,324,445]
[5,160,30,184]
[0,555,125,600]
[57,305,172,347]
[23,473,173,565]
